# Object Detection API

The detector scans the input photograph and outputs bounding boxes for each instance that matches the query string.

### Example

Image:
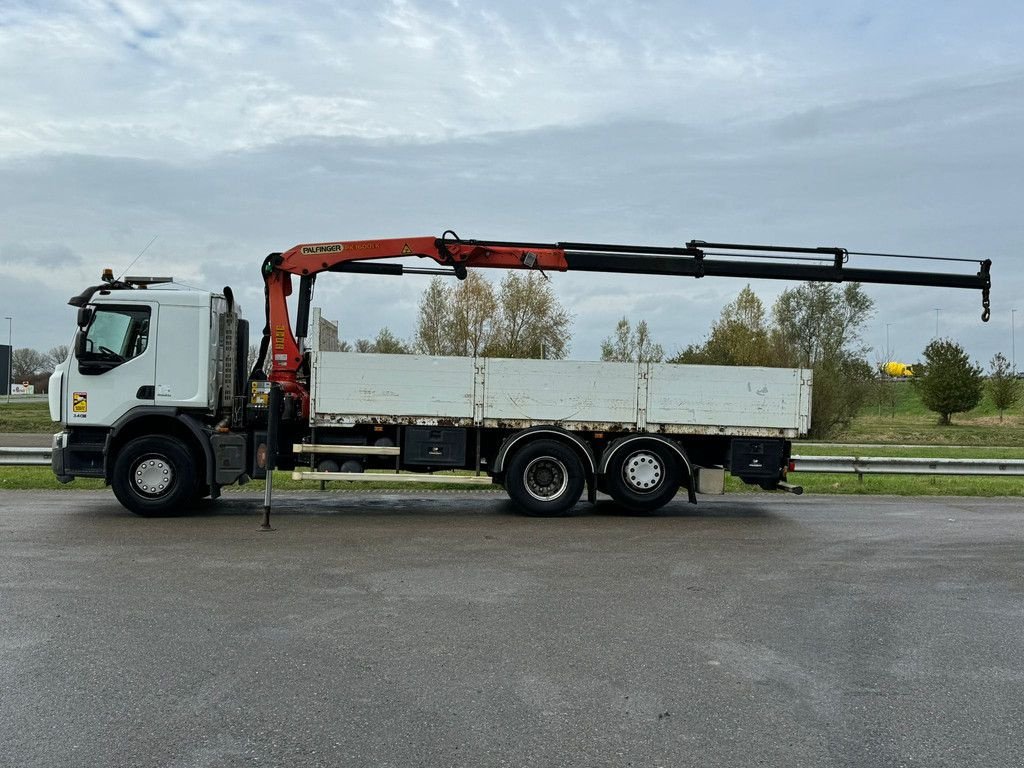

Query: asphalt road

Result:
[2,491,1023,768]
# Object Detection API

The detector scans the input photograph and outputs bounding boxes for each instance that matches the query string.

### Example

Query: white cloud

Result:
[0,0,784,158]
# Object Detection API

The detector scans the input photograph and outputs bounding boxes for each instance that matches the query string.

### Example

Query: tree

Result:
[913,339,984,425]
[350,328,410,354]
[600,317,664,363]
[600,318,632,362]
[45,345,70,371]
[772,282,873,367]
[246,344,261,375]
[451,272,498,357]
[873,367,901,420]
[414,272,572,358]
[771,283,875,438]
[415,277,458,356]
[806,357,876,438]
[669,286,775,366]
[370,327,410,354]
[11,348,45,381]
[987,352,1021,422]
[488,272,571,359]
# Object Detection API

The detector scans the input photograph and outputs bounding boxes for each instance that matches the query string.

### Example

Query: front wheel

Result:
[111,436,201,517]
[604,442,682,513]
[504,439,586,517]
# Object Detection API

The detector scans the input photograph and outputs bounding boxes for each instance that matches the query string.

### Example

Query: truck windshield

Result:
[78,305,150,371]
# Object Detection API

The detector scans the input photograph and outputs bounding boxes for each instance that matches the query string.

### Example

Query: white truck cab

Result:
[51,288,226,424]
[50,277,250,513]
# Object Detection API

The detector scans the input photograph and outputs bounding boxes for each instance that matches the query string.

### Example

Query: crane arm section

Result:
[258,234,571,401]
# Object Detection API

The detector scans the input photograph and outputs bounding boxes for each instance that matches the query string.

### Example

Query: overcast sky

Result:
[1,0,1022,367]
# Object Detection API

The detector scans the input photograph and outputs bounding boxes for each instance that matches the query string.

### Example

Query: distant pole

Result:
[886,323,892,358]
[934,308,940,338]
[4,316,10,404]
[1013,309,1017,371]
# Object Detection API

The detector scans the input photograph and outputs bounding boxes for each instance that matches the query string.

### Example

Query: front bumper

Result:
[51,429,106,482]
[52,431,74,483]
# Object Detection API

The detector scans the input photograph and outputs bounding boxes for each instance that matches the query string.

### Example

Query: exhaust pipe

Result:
[776,481,803,495]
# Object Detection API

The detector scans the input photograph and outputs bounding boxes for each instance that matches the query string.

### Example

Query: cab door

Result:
[65,303,158,427]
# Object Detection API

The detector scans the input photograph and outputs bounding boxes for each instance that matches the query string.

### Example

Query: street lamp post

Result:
[1013,309,1017,372]
[4,316,11,404]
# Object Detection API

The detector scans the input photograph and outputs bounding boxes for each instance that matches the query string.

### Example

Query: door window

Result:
[78,306,150,373]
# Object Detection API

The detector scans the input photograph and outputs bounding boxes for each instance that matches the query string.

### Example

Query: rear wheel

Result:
[111,436,200,517]
[605,442,682,513]
[504,439,586,517]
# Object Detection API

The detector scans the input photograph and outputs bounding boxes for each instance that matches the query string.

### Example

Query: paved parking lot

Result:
[2,491,1023,767]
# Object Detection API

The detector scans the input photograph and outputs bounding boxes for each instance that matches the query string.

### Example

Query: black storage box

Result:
[729,438,786,481]
[403,426,466,467]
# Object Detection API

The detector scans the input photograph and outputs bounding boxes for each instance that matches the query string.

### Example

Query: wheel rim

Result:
[131,454,174,497]
[523,456,569,502]
[622,450,663,493]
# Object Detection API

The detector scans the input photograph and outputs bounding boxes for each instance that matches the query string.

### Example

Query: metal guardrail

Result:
[790,455,1024,477]
[0,446,51,466]
[2,446,1023,478]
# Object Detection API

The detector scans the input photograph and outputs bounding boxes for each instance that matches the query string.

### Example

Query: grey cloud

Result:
[2,242,82,268]
[767,71,1024,145]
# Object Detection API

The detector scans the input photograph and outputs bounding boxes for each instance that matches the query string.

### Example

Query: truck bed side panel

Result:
[312,353,476,425]
[310,351,811,436]
[482,359,639,429]
[646,364,809,433]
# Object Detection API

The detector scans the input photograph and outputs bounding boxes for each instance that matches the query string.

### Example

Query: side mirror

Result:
[77,306,94,329]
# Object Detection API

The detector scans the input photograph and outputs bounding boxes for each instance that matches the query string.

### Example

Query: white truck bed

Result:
[309,352,812,438]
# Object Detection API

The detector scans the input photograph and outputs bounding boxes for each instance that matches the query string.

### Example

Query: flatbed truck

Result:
[48,232,991,517]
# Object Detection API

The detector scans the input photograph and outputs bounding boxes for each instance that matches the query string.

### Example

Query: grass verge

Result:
[725,474,1023,497]
[0,467,498,493]
[3,465,1021,497]
[0,400,55,433]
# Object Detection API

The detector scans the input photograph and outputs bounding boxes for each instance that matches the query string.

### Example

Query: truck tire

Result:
[111,435,201,517]
[504,439,585,517]
[605,442,682,513]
